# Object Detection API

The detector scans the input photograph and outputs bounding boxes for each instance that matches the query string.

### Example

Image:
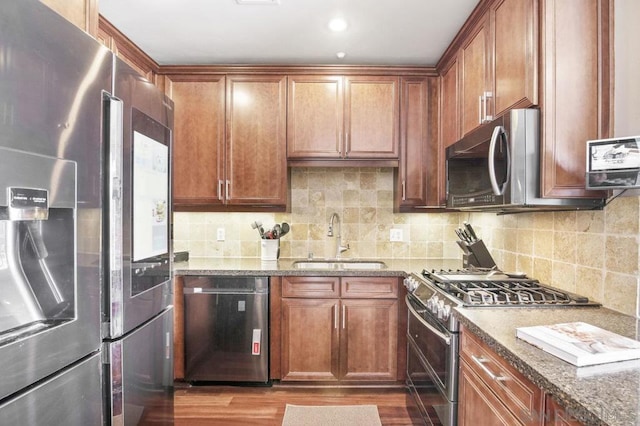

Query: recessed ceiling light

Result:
[336,52,346,59]
[328,18,348,32]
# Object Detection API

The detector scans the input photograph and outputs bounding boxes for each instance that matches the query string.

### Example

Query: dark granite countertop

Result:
[455,307,640,426]
[174,257,461,277]
[174,256,640,425]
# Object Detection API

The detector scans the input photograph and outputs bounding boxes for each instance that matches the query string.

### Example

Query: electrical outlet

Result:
[216,227,225,241]
[389,228,403,242]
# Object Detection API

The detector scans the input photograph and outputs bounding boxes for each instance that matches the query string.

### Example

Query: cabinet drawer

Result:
[460,327,544,425]
[340,277,399,299]
[282,276,340,298]
[459,359,525,426]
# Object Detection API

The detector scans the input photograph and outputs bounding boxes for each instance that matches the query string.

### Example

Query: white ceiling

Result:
[98,0,480,66]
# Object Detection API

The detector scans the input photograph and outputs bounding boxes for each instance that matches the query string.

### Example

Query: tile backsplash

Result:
[173,168,463,261]
[173,167,640,317]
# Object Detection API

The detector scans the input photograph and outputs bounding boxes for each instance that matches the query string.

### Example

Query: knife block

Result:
[459,239,496,269]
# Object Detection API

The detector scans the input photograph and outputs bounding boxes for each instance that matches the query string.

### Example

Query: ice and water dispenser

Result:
[0,148,76,342]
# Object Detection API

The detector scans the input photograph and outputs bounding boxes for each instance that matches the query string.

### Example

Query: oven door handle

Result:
[406,296,451,346]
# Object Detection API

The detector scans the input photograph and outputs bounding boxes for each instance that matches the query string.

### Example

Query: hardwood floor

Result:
[173,383,424,425]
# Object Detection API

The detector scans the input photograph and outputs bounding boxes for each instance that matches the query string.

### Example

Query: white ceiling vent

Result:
[235,0,280,4]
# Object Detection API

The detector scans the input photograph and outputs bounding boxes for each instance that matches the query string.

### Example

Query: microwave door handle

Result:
[488,125,510,196]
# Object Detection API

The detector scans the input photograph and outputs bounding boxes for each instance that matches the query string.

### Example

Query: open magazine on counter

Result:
[516,322,640,367]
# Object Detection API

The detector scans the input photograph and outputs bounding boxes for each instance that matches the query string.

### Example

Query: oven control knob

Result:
[404,277,418,292]
[429,296,440,314]
[436,300,446,319]
[440,305,452,321]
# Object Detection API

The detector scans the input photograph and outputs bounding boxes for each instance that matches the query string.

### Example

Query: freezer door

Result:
[0,0,109,401]
[0,352,102,425]
[105,307,174,426]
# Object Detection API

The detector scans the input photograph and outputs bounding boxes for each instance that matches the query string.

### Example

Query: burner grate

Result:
[453,280,574,306]
[417,268,600,307]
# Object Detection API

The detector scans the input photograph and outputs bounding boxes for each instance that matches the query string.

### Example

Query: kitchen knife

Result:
[463,222,478,242]
[456,228,471,243]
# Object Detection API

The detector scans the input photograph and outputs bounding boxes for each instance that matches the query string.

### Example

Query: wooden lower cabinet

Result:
[544,396,583,426]
[458,360,525,425]
[341,298,398,381]
[279,276,400,383]
[281,298,340,381]
[459,326,584,426]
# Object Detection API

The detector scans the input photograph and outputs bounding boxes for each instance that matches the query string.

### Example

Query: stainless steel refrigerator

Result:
[0,0,174,424]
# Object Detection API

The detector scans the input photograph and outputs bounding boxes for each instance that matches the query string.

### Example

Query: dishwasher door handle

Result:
[183,288,264,295]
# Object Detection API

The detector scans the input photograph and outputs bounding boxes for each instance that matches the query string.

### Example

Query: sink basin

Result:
[291,260,387,270]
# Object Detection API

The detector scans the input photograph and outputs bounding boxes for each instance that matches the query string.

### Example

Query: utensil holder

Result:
[260,239,280,261]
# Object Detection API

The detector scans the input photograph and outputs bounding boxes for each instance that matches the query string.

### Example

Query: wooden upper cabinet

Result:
[226,75,288,206]
[287,75,399,161]
[540,0,612,198]
[344,76,399,159]
[396,77,444,211]
[167,73,288,210]
[440,57,460,149]
[460,16,491,137]
[441,0,610,200]
[40,0,98,36]
[492,0,538,117]
[287,76,343,158]
[167,75,225,208]
[458,0,537,137]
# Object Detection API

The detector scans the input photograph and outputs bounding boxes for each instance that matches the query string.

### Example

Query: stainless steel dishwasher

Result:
[183,276,269,383]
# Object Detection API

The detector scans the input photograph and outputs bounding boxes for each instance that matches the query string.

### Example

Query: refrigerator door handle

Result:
[107,95,124,338]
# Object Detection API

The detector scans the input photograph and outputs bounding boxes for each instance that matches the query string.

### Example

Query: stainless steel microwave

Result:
[445,109,605,212]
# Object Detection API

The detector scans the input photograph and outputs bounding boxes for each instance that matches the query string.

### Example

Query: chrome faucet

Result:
[327,212,349,258]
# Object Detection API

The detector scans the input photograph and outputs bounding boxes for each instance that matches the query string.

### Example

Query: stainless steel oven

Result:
[405,279,459,426]
[403,267,600,426]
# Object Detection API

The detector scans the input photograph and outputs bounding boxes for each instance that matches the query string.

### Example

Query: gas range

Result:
[403,268,600,331]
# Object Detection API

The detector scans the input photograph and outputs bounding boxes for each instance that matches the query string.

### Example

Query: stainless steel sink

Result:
[291,260,387,270]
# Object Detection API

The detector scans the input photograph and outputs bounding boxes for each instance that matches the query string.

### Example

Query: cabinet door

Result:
[41,0,98,36]
[281,298,339,382]
[544,395,583,426]
[344,76,400,159]
[540,0,612,198]
[440,57,460,149]
[397,77,429,210]
[492,0,538,116]
[458,360,525,426]
[287,76,343,158]
[397,77,443,211]
[460,16,491,137]
[226,75,288,206]
[168,75,225,207]
[340,299,398,381]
